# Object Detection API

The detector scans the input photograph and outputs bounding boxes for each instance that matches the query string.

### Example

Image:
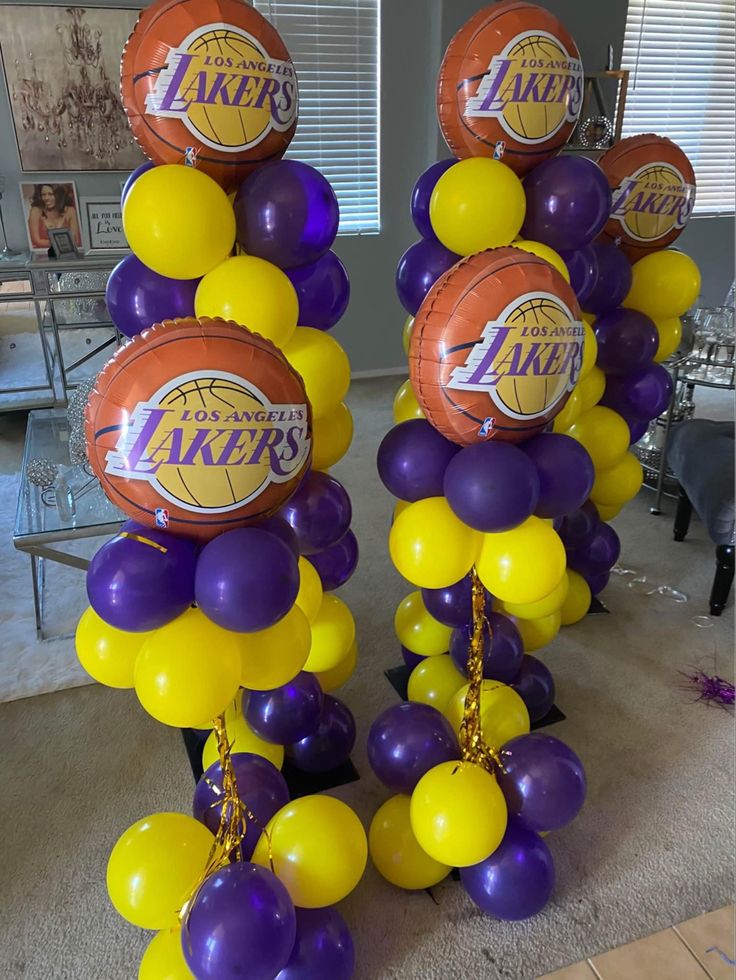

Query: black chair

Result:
[668,420,734,616]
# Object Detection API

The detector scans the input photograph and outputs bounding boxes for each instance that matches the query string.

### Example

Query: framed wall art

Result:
[80,196,127,252]
[0,5,144,172]
[19,180,83,253]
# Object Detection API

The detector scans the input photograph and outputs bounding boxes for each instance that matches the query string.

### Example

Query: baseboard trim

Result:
[351,366,408,380]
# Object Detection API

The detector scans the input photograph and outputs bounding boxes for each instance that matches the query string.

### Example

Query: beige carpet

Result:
[0,377,733,980]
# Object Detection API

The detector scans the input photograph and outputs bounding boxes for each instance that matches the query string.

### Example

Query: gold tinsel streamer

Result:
[458,567,504,774]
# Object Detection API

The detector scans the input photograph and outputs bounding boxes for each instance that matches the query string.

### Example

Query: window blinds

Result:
[254,0,380,233]
[621,0,736,215]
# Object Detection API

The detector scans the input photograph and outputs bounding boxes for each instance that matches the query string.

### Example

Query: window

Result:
[621,0,735,215]
[255,0,380,234]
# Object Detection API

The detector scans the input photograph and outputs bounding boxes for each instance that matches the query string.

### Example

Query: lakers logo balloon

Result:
[85,318,311,539]
[409,248,583,444]
[437,1,583,175]
[598,134,696,261]
[121,0,298,188]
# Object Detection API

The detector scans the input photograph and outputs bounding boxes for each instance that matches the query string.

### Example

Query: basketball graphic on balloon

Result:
[409,248,583,445]
[85,318,312,540]
[120,0,298,189]
[598,134,696,261]
[437,1,583,175]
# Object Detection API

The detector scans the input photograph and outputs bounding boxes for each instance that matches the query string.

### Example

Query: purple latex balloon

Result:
[195,528,299,632]
[280,471,352,555]
[235,160,339,269]
[561,245,598,307]
[585,569,610,594]
[498,733,586,832]
[377,419,460,501]
[286,695,356,773]
[121,160,154,203]
[449,613,524,683]
[193,752,289,857]
[284,250,350,332]
[422,573,492,628]
[460,820,555,920]
[401,645,427,669]
[86,521,197,632]
[583,243,632,316]
[105,254,199,339]
[410,159,457,239]
[443,442,540,532]
[259,515,300,558]
[245,672,324,745]
[183,862,296,980]
[522,157,612,252]
[567,522,620,579]
[522,433,595,518]
[554,501,599,551]
[626,416,649,445]
[396,239,459,315]
[307,530,358,591]
[276,907,355,980]
[601,364,673,422]
[594,309,659,375]
[368,701,460,794]
[511,655,556,723]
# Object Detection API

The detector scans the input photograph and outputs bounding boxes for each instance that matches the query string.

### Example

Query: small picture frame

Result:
[47,227,79,259]
[80,196,128,253]
[19,181,84,254]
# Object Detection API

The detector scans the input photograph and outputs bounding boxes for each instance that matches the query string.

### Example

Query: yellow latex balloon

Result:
[304,594,356,672]
[410,761,508,867]
[511,610,562,652]
[502,573,569,620]
[582,312,596,326]
[123,165,235,280]
[75,606,148,689]
[389,496,481,589]
[139,928,193,980]
[445,680,530,747]
[295,557,323,623]
[577,365,606,413]
[566,406,630,470]
[394,591,453,657]
[311,402,353,470]
[193,694,242,731]
[240,605,311,690]
[552,385,582,433]
[476,516,566,605]
[653,315,683,363]
[429,158,526,255]
[282,327,351,419]
[369,795,450,890]
[596,501,622,522]
[313,640,358,692]
[252,795,367,908]
[393,379,425,423]
[407,654,466,713]
[624,249,701,319]
[560,570,591,626]
[195,255,299,348]
[134,608,242,728]
[107,813,213,930]
[513,240,570,282]
[202,713,284,771]
[579,321,598,380]
[394,498,411,521]
[591,451,644,506]
[402,315,415,355]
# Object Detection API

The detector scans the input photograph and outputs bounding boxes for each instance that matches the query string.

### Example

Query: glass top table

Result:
[13,408,124,637]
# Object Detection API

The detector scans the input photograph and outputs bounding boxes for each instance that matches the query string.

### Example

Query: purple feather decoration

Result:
[679,667,735,709]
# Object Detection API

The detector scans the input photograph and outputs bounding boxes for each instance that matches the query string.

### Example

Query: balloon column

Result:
[372,1,589,921]
[76,2,363,977]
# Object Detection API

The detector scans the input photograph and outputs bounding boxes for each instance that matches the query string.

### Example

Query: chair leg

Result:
[709,545,734,616]
[673,487,693,542]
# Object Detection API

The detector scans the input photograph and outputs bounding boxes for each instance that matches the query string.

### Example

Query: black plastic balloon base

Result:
[383,664,566,730]
[588,596,609,614]
[180,728,360,797]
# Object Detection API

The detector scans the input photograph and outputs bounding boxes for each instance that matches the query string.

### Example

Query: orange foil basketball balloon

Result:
[409,248,583,445]
[598,134,696,262]
[120,0,298,189]
[85,318,311,540]
[437,1,583,176]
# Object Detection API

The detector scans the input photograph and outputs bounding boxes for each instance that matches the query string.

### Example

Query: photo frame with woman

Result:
[20,181,83,254]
